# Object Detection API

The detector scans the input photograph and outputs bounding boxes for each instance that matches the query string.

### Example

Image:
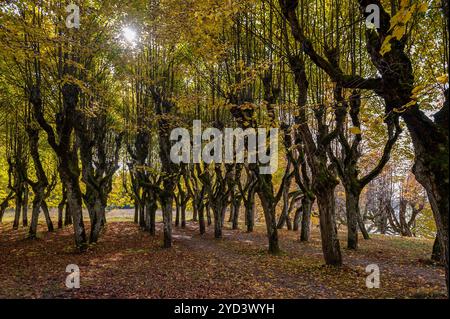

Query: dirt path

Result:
[0,220,446,299]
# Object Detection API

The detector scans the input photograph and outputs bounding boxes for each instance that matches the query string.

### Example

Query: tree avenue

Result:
[0,0,448,298]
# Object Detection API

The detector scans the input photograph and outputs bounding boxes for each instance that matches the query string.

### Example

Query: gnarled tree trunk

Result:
[300,196,313,242]
[316,188,342,265]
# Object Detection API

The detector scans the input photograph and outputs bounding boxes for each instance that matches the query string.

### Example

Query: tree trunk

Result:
[89,198,104,243]
[293,207,301,231]
[257,173,281,254]
[175,200,180,227]
[228,201,234,223]
[221,204,227,225]
[232,198,241,230]
[192,204,198,221]
[134,201,139,224]
[13,191,22,230]
[300,197,312,242]
[345,189,360,249]
[244,189,256,233]
[81,181,109,243]
[41,201,54,232]
[160,185,174,248]
[206,203,212,226]
[29,194,43,239]
[259,194,280,254]
[286,214,292,231]
[0,192,13,223]
[22,185,28,227]
[64,202,72,226]
[57,193,66,229]
[277,184,291,229]
[149,202,157,236]
[193,205,198,225]
[213,204,223,239]
[245,199,255,233]
[61,171,87,251]
[431,233,443,263]
[316,190,342,265]
[357,212,370,240]
[198,204,206,235]
[139,200,146,229]
[181,204,186,228]
[84,197,95,227]
[379,205,388,234]
[145,195,157,236]
[406,110,449,291]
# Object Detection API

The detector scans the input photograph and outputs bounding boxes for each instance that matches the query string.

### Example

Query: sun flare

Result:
[122,27,137,44]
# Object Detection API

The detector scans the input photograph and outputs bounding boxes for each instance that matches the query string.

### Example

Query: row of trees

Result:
[0,0,448,290]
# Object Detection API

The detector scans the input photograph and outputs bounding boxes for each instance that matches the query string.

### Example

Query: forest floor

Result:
[0,210,447,299]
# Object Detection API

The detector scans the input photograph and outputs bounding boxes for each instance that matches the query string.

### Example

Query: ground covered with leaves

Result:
[0,216,446,299]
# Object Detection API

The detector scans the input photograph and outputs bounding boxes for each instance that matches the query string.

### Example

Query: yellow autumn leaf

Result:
[436,74,448,84]
[417,3,428,13]
[380,35,393,56]
[395,100,416,113]
[411,85,425,94]
[411,85,425,100]
[392,25,406,40]
[400,0,409,8]
[402,9,413,24]
[349,127,362,135]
